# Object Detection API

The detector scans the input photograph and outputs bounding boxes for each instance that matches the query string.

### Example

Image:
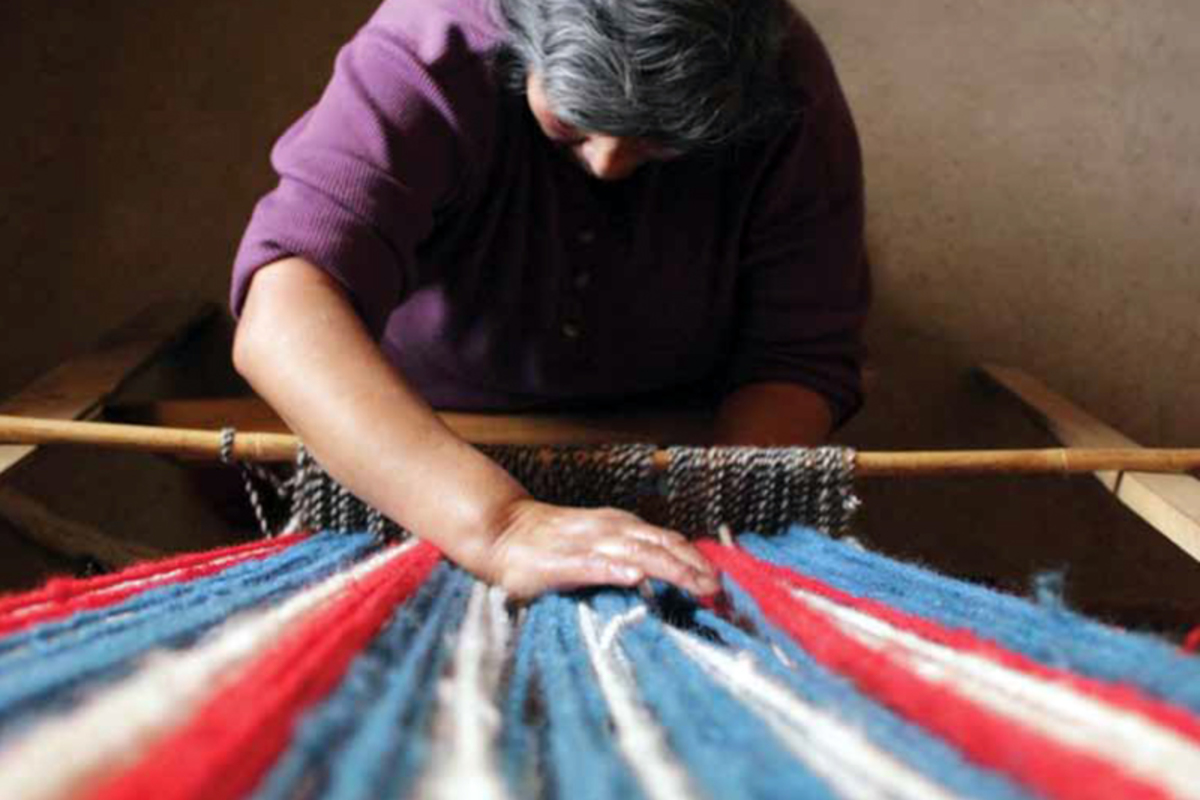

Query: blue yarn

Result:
[497,595,543,797]
[251,563,457,800]
[740,526,1200,712]
[322,566,471,800]
[704,581,1038,800]
[0,533,365,665]
[527,593,646,800]
[0,538,337,659]
[0,532,376,736]
[593,591,840,800]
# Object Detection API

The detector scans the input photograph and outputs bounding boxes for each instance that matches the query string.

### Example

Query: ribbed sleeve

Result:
[230,17,494,338]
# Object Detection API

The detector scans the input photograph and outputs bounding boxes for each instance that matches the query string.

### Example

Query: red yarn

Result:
[702,543,1176,800]
[698,541,1200,747]
[0,534,306,638]
[1185,627,1200,654]
[86,541,442,800]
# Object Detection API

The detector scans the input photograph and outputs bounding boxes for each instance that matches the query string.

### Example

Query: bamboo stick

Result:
[3,414,1200,478]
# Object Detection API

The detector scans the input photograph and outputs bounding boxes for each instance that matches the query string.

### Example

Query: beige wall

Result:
[804,0,1200,447]
[2,1,1197,618]
[0,0,381,401]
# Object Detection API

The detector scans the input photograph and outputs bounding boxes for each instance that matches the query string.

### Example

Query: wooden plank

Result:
[0,487,166,568]
[0,301,217,480]
[107,396,717,446]
[978,363,1200,564]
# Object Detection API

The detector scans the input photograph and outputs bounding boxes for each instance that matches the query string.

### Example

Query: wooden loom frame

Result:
[2,300,1199,575]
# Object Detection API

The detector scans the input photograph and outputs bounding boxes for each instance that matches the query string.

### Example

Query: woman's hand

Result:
[482,498,720,600]
[237,258,718,601]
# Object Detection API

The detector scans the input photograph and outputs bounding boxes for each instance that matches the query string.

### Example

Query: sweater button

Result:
[561,321,582,340]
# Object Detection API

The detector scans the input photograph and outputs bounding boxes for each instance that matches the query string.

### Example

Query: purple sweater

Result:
[231,0,869,424]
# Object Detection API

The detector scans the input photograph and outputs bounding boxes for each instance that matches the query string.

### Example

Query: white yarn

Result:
[792,586,1200,800]
[578,603,702,800]
[668,627,963,800]
[0,540,416,800]
[418,581,513,800]
[599,605,647,653]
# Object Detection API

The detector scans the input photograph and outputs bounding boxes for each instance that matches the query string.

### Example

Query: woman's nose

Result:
[579,135,643,180]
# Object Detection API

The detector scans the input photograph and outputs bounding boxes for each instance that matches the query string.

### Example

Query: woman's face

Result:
[526,73,677,181]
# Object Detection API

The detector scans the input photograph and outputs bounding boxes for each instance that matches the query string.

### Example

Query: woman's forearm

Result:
[232,257,526,573]
[234,257,718,599]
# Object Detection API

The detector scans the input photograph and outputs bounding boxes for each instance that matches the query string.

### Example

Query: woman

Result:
[231,0,869,599]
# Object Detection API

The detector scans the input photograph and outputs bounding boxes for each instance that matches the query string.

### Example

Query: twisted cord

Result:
[286,444,857,538]
[219,428,279,538]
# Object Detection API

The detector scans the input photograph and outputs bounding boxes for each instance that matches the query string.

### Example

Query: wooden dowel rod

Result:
[0,415,298,463]
[2,414,1199,477]
[854,449,1200,477]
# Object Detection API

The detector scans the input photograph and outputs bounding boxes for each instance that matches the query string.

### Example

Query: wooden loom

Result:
[1,301,1198,620]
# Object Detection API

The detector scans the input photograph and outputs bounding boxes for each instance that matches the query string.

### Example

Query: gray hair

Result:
[495,0,798,152]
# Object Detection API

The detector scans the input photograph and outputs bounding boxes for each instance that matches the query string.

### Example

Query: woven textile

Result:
[0,526,1197,800]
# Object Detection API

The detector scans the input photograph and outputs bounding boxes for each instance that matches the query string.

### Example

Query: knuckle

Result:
[664,530,690,547]
[585,553,621,579]
[597,537,635,560]
[598,507,637,525]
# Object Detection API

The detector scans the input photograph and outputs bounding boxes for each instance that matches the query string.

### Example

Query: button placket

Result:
[559,224,597,344]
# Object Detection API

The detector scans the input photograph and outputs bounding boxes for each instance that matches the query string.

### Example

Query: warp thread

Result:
[0,534,301,636]
[319,566,472,800]
[515,593,646,800]
[593,590,842,800]
[1,526,1199,800]
[736,530,1200,713]
[0,542,418,800]
[703,538,1198,800]
[250,560,451,800]
[0,540,295,639]
[418,581,513,800]
[0,533,376,735]
[577,603,700,800]
[85,541,441,800]
[697,586,1034,800]
[663,623,962,800]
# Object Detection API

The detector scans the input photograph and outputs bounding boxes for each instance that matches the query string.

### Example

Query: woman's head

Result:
[497,0,797,180]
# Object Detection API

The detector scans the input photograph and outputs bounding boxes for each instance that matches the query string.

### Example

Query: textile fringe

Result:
[289,443,859,538]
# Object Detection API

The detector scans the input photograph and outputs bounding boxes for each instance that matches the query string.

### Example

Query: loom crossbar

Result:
[1,414,1199,478]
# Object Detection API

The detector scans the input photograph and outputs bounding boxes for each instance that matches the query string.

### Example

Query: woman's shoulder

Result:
[328,0,510,186]
[361,0,506,67]
[776,6,849,111]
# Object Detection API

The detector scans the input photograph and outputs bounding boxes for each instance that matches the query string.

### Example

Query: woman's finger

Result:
[517,552,646,597]
[622,522,715,577]
[594,535,719,596]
